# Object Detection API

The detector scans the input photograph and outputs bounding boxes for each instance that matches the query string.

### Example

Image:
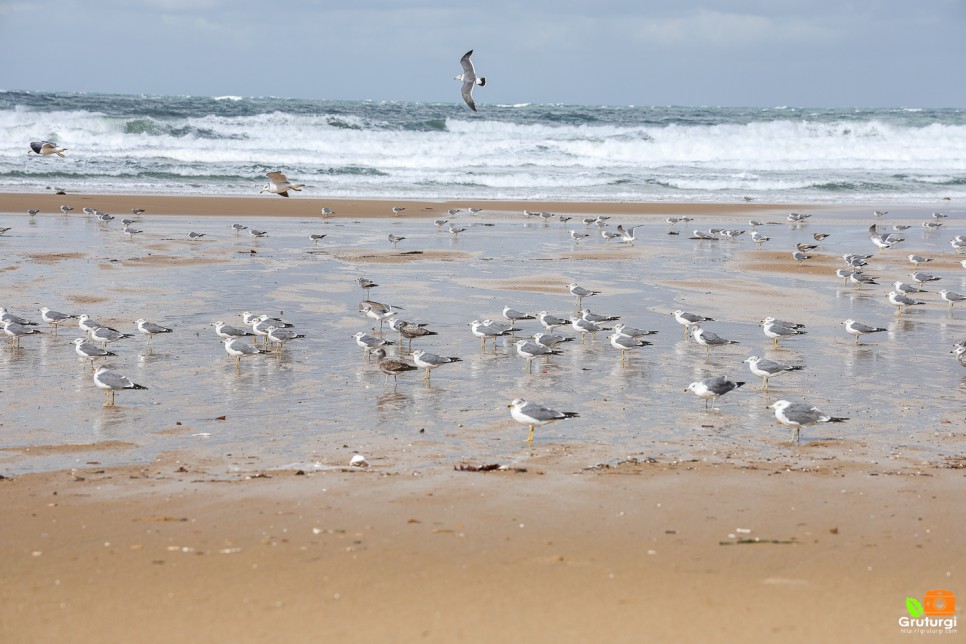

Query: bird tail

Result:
[828,417,848,423]
[562,412,579,419]
[132,384,148,390]
[734,382,747,389]
[478,77,486,87]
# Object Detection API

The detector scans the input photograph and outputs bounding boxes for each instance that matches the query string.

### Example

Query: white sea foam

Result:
[2,93,965,202]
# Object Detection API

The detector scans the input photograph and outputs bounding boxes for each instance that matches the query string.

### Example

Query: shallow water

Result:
[1,206,964,475]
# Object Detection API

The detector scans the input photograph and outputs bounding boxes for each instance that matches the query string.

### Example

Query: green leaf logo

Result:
[906,597,925,618]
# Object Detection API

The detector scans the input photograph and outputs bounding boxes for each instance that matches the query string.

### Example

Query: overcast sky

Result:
[2,1,964,107]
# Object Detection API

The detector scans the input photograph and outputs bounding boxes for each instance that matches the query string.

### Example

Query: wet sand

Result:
[1,194,964,642]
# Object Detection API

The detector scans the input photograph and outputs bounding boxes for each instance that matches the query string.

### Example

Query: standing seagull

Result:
[411,349,462,383]
[259,171,304,197]
[508,398,578,444]
[135,318,173,343]
[455,50,486,112]
[685,376,745,410]
[769,400,847,445]
[93,366,147,407]
[29,141,67,157]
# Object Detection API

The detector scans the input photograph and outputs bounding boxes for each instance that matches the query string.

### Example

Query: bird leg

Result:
[527,425,534,444]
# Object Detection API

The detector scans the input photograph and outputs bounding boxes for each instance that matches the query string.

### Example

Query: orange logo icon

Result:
[924,590,956,617]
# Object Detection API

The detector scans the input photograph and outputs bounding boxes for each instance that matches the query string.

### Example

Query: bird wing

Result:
[266,171,288,184]
[460,50,476,77]
[97,370,133,389]
[461,82,477,112]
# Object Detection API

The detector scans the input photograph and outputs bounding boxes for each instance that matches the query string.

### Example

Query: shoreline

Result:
[1,456,962,643]
[0,192,822,219]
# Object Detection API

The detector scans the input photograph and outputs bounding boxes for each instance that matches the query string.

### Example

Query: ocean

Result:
[2,90,965,204]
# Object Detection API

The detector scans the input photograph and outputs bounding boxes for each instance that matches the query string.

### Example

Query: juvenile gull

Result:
[743,356,803,391]
[371,348,417,386]
[29,141,67,157]
[455,49,486,112]
[769,400,847,445]
[843,319,887,344]
[93,366,147,407]
[389,318,438,348]
[508,398,578,444]
[259,171,304,197]
[685,376,745,410]
[411,349,462,382]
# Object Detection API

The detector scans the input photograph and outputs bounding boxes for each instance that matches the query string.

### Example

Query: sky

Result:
[1,0,964,107]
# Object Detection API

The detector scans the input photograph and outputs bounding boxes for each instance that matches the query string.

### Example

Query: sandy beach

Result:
[1,193,963,643]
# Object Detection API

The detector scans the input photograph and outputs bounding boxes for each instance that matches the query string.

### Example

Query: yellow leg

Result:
[527,426,534,444]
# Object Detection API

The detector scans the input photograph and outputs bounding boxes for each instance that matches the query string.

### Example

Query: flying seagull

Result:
[455,50,486,112]
[29,141,67,157]
[259,171,304,197]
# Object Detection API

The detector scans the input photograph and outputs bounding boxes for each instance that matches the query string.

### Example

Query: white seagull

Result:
[93,366,147,407]
[259,171,304,197]
[769,400,847,445]
[508,398,578,444]
[455,49,486,112]
[29,141,67,157]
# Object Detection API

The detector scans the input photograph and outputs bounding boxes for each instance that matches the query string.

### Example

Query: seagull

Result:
[769,400,847,445]
[743,356,803,391]
[39,307,77,332]
[411,349,462,383]
[187,232,206,240]
[389,318,438,348]
[615,224,645,244]
[692,326,739,357]
[568,282,600,308]
[0,227,10,236]
[911,271,941,287]
[90,325,133,347]
[353,331,392,355]
[320,207,335,217]
[537,311,569,331]
[954,345,966,368]
[685,376,745,410]
[469,319,511,349]
[392,207,406,216]
[503,306,535,323]
[761,318,807,347]
[612,322,657,338]
[533,332,574,349]
[135,318,173,342]
[358,278,378,294]
[0,307,37,326]
[608,332,651,366]
[515,339,561,372]
[894,281,928,294]
[213,321,255,340]
[73,338,116,370]
[131,208,145,217]
[908,254,933,265]
[939,289,966,309]
[848,272,879,287]
[259,171,303,197]
[455,49,486,112]
[60,205,73,215]
[2,320,42,347]
[249,229,268,238]
[750,231,770,246]
[309,234,327,245]
[388,234,405,248]
[812,233,830,241]
[580,308,619,324]
[224,337,270,367]
[570,230,589,243]
[230,223,248,234]
[29,141,67,157]
[508,398,578,444]
[448,224,467,236]
[843,319,887,344]
[266,325,305,352]
[93,366,147,407]
[27,209,39,216]
[887,290,925,315]
[569,316,608,343]
[361,303,397,329]
[672,310,713,337]
[371,348,418,386]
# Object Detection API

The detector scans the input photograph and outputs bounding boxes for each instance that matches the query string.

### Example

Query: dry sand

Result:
[1,193,961,643]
